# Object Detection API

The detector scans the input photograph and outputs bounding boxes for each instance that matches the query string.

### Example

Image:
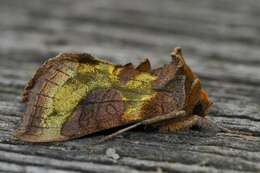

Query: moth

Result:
[15,47,213,143]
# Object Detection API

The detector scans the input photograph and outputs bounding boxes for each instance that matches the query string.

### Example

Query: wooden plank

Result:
[0,0,259,172]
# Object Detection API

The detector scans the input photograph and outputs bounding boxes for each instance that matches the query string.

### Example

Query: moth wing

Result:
[22,53,98,102]
[16,53,152,142]
[16,53,100,142]
[61,89,128,138]
[136,58,151,72]
[16,49,206,143]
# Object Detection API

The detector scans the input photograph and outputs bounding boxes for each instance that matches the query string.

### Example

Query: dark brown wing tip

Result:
[136,58,151,72]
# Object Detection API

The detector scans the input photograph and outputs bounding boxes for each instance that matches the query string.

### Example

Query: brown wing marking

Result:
[151,62,178,89]
[162,75,186,109]
[136,59,151,72]
[118,63,140,82]
[141,91,177,119]
[61,89,125,138]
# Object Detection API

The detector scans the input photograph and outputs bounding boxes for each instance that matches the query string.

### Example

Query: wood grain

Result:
[0,0,259,172]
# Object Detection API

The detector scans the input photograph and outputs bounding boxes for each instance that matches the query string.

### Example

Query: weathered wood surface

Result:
[0,0,260,172]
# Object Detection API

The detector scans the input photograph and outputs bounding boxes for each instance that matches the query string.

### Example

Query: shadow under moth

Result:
[15,47,222,143]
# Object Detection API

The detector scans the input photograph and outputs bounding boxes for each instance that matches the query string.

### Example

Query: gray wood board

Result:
[0,0,259,172]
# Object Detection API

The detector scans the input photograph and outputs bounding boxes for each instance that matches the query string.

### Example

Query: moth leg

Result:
[184,115,222,132]
[160,114,234,133]
[89,110,186,146]
[158,78,201,132]
[191,116,255,137]
[159,115,201,132]
[160,115,255,139]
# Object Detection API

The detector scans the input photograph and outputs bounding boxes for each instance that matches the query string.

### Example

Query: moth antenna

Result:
[88,110,186,147]
[88,122,142,147]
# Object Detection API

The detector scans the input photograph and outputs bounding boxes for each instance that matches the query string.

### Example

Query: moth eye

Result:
[192,102,204,116]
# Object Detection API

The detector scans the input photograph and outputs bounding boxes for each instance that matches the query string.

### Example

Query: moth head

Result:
[193,89,213,117]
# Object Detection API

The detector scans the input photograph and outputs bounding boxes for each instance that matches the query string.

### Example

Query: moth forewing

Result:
[15,48,212,142]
